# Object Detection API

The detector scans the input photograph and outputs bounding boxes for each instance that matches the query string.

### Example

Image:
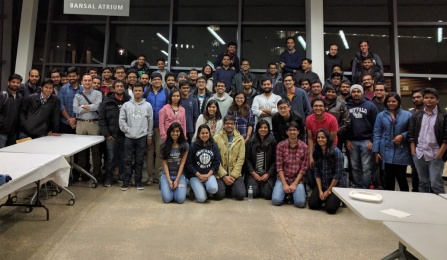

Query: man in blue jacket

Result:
[280,37,303,74]
[345,84,378,189]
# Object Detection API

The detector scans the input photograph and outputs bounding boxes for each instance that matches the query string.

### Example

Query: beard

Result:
[263,88,272,94]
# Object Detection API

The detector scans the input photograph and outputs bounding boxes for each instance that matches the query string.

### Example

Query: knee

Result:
[213,191,225,200]
[326,207,339,214]
[195,194,207,203]
[308,200,320,210]
[271,197,283,206]
[207,186,218,194]
[294,200,306,208]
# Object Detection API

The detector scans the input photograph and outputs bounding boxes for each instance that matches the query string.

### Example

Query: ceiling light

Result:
[156,33,169,44]
[339,30,349,50]
[297,36,306,50]
[207,27,225,45]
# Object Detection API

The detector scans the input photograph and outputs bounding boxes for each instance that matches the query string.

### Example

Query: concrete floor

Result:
[0,182,404,260]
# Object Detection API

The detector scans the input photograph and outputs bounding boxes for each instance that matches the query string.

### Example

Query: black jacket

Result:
[0,88,22,135]
[408,107,447,160]
[20,93,61,137]
[272,111,305,142]
[244,134,277,177]
[98,93,131,139]
[192,88,212,114]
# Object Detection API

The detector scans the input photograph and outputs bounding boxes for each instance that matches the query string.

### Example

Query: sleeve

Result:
[185,144,197,178]
[266,142,277,176]
[119,104,130,134]
[302,92,312,117]
[272,115,280,141]
[270,96,281,114]
[372,113,383,153]
[147,104,154,139]
[248,109,255,127]
[299,143,309,174]
[98,102,110,137]
[191,115,204,142]
[244,141,255,174]
[20,96,29,128]
[251,96,262,118]
[193,99,199,124]
[211,143,222,174]
[181,108,187,140]
[73,94,82,115]
[58,87,66,111]
[407,113,416,143]
[213,53,223,68]
[332,149,344,182]
[374,54,384,74]
[89,92,102,111]
[230,137,245,178]
[158,106,167,141]
[338,103,351,135]
[275,142,284,173]
[214,120,223,136]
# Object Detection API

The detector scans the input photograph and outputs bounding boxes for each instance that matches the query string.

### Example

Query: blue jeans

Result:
[122,136,147,183]
[271,180,306,208]
[189,175,218,203]
[413,155,446,194]
[0,134,8,148]
[349,140,373,189]
[160,174,187,203]
[105,138,124,182]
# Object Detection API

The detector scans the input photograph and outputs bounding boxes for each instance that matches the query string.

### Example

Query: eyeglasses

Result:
[375,89,385,92]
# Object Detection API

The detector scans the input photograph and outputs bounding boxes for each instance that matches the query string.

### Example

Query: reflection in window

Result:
[171,25,237,68]
[108,25,169,66]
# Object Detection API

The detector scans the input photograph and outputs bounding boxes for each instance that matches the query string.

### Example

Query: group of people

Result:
[0,38,445,215]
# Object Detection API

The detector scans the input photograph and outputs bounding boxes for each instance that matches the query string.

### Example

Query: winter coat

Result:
[213,130,245,179]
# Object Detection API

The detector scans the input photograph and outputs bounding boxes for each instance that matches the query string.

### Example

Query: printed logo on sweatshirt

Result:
[196,149,215,169]
[349,107,368,119]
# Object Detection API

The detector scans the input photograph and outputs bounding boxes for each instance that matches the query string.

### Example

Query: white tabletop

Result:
[0,153,70,199]
[0,134,104,157]
[333,188,447,224]
[383,221,447,260]
[439,194,447,200]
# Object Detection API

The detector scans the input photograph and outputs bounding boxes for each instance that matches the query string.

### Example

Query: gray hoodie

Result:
[207,93,233,116]
[119,98,154,139]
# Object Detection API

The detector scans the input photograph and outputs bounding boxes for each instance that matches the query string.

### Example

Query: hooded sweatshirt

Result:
[207,93,233,116]
[119,98,154,139]
[346,97,378,141]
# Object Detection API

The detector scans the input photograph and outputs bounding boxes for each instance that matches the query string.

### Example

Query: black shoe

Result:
[136,182,144,190]
[103,179,112,187]
[120,181,130,191]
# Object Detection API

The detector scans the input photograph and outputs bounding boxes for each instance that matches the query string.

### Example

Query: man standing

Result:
[371,82,386,112]
[345,84,378,189]
[252,78,282,126]
[272,121,308,208]
[49,68,62,96]
[213,54,236,93]
[353,57,384,84]
[20,78,60,138]
[272,99,305,142]
[351,40,384,82]
[279,73,312,118]
[193,76,212,114]
[73,74,103,180]
[339,80,351,101]
[408,88,446,194]
[188,69,199,93]
[409,88,424,192]
[241,75,258,106]
[324,43,343,79]
[22,69,41,97]
[131,54,151,77]
[98,79,131,187]
[324,85,351,150]
[214,42,240,72]
[164,73,176,92]
[119,83,154,191]
[280,37,303,74]
[58,66,83,134]
[153,58,170,86]
[231,59,258,95]
[213,115,246,200]
[360,73,375,100]
[207,80,233,116]
[0,74,23,148]
[179,80,199,143]
[294,58,320,85]
[263,62,283,88]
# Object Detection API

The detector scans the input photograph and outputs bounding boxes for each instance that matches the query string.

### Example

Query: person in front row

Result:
[185,124,220,203]
[214,115,246,200]
[119,83,154,191]
[272,121,308,208]
[244,119,277,200]
[308,129,345,214]
[160,123,189,204]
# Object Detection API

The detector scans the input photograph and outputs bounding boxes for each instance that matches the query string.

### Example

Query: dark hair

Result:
[228,92,250,117]
[313,129,336,169]
[156,57,165,63]
[328,43,338,49]
[216,79,226,87]
[422,88,439,99]
[189,68,198,74]
[81,73,93,81]
[260,77,272,85]
[89,68,98,73]
[384,92,401,110]
[66,66,79,75]
[133,82,144,91]
[302,58,312,64]
[178,80,190,89]
[227,42,237,48]
[49,68,61,77]
[241,74,253,83]
[114,65,126,73]
[311,79,323,87]
[311,97,326,107]
[165,72,176,81]
[361,72,374,80]
[197,76,207,82]
[151,72,162,80]
[240,59,250,65]
[267,62,277,69]
[331,72,342,79]
[127,69,139,78]
[222,54,231,60]
[8,73,23,82]
[331,64,342,72]
[299,78,311,85]
[138,54,146,59]
[41,78,54,86]
[201,65,214,79]
[223,114,235,124]
[112,79,125,89]
[102,66,113,73]
[253,119,273,152]
[283,73,294,81]
[286,37,295,43]
[286,121,300,131]
[341,79,351,85]
[411,88,423,95]
[168,88,181,105]
[28,69,40,76]
[362,57,374,63]
[203,100,222,121]
[325,85,336,93]
[277,98,291,107]
[359,40,369,47]
[195,124,215,147]
[160,122,188,160]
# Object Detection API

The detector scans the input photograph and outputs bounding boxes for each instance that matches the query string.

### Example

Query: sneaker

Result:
[136,183,144,190]
[120,181,130,191]
[103,179,112,187]
[153,178,160,184]
[146,177,153,186]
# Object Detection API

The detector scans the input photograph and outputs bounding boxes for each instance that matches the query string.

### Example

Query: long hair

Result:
[201,64,214,79]
[194,124,215,148]
[160,122,188,160]
[168,88,181,105]
[227,92,250,117]
[203,99,222,121]
[312,128,336,168]
[253,119,271,152]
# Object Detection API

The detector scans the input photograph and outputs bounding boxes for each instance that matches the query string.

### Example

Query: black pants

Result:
[308,186,341,214]
[122,136,147,183]
[215,177,246,200]
[245,175,275,200]
[411,162,419,192]
[384,163,409,192]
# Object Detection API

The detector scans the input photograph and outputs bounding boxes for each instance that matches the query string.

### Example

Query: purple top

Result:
[416,107,439,161]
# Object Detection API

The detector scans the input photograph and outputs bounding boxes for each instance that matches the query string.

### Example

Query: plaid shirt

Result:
[276,139,308,185]
[58,83,83,125]
[227,109,255,139]
[313,147,345,189]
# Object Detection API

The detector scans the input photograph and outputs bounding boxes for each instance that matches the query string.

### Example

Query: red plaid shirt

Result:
[276,139,309,185]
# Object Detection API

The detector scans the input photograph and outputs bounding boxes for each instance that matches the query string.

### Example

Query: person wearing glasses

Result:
[371,82,386,112]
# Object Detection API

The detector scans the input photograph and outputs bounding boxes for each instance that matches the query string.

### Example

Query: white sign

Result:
[64,0,130,17]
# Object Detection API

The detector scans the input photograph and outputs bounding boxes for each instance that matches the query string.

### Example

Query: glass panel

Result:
[49,0,107,22]
[400,77,447,110]
[397,0,447,22]
[108,25,169,66]
[324,26,391,73]
[171,25,237,67]
[243,0,305,22]
[324,0,389,22]
[242,27,306,70]
[174,0,238,22]
[43,25,105,64]
[112,0,170,22]
[398,27,447,74]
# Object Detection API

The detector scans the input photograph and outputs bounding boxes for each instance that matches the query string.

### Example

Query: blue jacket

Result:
[373,109,412,166]
[279,87,312,118]
[180,95,199,133]
[280,50,303,74]
[346,97,378,141]
[144,87,168,127]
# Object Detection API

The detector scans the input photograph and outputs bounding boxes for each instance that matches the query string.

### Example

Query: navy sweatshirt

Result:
[346,97,378,141]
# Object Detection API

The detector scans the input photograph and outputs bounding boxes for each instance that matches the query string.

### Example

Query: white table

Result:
[439,194,447,200]
[0,153,70,220]
[0,134,104,188]
[333,188,447,224]
[383,221,447,260]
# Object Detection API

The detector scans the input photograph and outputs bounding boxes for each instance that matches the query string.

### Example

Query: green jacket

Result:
[214,129,245,179]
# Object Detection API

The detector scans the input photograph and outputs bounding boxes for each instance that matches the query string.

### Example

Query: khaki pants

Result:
[145,127,162,182]
[76,120,101,175]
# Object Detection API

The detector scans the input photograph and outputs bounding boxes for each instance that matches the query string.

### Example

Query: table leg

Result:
[68,155,98,188]
[382,242,408,260]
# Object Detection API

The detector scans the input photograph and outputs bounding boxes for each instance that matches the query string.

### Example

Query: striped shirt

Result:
[276,139,308,185]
